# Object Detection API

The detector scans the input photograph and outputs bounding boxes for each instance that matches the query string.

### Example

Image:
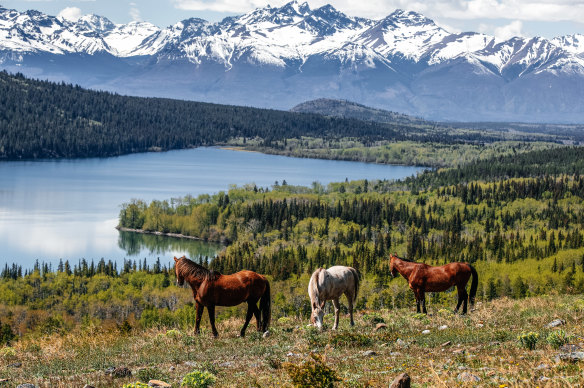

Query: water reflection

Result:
[117,230,223,260]
[0,147,423,268]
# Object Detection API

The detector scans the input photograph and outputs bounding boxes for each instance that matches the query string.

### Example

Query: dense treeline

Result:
[407,146,584,189]
[0,71,548,160]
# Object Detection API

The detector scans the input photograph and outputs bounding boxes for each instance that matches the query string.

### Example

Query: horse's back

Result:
[213,270,268,304]
[313,266,357,299]
[415,262,472,292]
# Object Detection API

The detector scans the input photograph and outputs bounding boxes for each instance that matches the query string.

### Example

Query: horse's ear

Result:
[173,256,178,262]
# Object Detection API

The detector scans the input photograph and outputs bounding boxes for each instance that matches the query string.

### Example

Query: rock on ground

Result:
[389,372,411,388]
[16,385,37,388]
[546,319,566,328]
[457,371,481,382]
[396,339,408,348]
[111,367,131,378]
[363,350,377,356]
[558,352,584,362]
[375,323,388,331]
[148,380,172,387]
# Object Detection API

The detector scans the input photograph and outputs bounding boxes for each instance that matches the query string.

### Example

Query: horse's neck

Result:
[187,276,205,294]
[395,259,415,280]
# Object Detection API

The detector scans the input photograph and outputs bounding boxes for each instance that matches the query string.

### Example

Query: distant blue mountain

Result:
[1,1,584,122]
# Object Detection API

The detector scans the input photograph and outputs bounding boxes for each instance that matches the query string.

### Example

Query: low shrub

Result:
[136,366,169,382]
[362,312,384,324]
[329,331,371,347]
[546,330,573,349]
[278,317,293,325]
[0,322,16,345]
[283,353,341,388]
[0,346,16,360]
[181,370,216,388]
[122,383,149,388]
[518,332,539,350]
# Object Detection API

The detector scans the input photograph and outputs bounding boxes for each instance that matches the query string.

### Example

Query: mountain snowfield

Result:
[1,1,583,122]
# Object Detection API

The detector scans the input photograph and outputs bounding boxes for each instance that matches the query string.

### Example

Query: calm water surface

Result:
[0,148,423,269]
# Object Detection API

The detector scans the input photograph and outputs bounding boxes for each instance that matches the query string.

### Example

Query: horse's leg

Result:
[332,298,340,330]
[207,304,218,338]
[252,303,261,331]
[461,288,469,315]
[345,292,355,326]
[240,301,255,338]
[454,286,464,313]
[414,290,421,313]
[420,291,427,314]
[195,301,204,335]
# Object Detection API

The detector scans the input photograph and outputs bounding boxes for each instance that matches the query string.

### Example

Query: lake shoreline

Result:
[116,226,228,245]
[116,226,204,241]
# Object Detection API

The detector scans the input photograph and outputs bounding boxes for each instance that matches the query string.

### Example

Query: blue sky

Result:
[2,0,583,39]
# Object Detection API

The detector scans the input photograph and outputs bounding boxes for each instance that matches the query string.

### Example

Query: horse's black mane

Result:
[394,254,415,263]
[179,257,221,281]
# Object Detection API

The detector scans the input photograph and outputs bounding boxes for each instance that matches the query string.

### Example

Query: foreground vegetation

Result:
[0,294,582,387]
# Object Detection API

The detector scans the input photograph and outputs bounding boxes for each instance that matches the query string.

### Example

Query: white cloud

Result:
[129,2,142,21]
[170,0,584,24]
[57,6,83,22]
[494,20,524,40]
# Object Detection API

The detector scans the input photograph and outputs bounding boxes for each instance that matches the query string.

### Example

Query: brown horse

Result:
[174,256,271,337]
[389,253,478,314]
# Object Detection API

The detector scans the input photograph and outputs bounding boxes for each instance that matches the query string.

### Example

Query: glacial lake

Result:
[0,147,424,269]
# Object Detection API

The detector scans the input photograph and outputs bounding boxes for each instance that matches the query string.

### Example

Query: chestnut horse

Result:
[389,253,478,314]
[174,256,270,337]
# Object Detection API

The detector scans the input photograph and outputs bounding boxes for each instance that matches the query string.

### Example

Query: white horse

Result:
[308,266,360,330]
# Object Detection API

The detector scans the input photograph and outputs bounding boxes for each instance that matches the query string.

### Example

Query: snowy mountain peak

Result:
[280,0,311,15]
[75,14,115,33]
[552,34,584,55]
[383,9,439,29]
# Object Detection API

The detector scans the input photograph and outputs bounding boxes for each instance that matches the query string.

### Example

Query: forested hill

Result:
[0,71,537,160]
[290,98,429,126]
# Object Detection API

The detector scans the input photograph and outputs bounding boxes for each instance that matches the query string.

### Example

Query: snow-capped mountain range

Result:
[1,1,584,122]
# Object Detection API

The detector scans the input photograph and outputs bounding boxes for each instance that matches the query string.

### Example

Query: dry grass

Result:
[0,295,583,387]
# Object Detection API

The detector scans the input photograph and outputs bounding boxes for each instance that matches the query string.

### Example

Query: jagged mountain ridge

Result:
[1,1,583,122]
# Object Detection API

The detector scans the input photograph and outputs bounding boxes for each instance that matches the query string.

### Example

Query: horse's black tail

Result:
[260,280,271,332]
[468,264,478,307]
[350,267,360,304]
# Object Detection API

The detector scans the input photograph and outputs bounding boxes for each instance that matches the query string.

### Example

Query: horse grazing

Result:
[389,253,478,314]
[174,256,270,337]
[308,266,360,330]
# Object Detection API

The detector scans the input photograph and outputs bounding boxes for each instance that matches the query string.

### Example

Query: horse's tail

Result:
[260,279,271,332]
[350,267,360,303]
[468,264,478,307]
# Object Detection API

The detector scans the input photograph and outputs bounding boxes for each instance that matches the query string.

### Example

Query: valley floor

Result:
[1,294,582,387]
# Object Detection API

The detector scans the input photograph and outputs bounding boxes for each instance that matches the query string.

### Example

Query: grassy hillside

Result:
[0,294,582,387]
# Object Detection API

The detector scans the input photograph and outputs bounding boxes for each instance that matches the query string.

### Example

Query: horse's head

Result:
[173,256,187,286]
[311,300,326,330]
[389,253,399,278]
